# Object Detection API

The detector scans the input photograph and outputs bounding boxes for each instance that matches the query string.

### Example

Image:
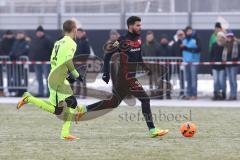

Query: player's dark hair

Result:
[127,16,141,28]
[63,20,76,33]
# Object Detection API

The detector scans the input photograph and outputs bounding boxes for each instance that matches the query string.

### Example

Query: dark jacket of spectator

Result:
[171,39,183,57]
[157,44,172,57]
[0,30,15,55]
[75,36,91,56]
[141,40,159,57]
[30,35,53,61]
[30,27,53,61]
[210,42,225,70]
[157,35,172,57]
[10,35,29,60]
[170,30,185,58]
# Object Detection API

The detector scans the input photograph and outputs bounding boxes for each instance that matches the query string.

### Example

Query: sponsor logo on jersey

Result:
[130,48,141,52]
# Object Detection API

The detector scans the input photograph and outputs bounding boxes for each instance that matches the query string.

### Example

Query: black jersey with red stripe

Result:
[119,31,143,63]
[103,31,145,79]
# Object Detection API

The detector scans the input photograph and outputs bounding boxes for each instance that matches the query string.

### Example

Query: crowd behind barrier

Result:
[1,22,240,101]
[1,56,240,101]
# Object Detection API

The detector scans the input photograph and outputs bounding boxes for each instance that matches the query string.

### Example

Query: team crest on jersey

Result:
[138,39,141,45]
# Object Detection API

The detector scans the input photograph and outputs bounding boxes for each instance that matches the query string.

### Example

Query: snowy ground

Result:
[1,97,240,108]
[1,104,240,160]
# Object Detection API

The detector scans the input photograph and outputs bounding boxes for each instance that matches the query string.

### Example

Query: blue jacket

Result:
[182,36,201,62]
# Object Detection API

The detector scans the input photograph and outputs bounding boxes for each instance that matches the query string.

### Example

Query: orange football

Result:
[180,122,197,137]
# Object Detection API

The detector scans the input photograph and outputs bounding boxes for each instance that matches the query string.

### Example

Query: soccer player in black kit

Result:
[78,16,169,138]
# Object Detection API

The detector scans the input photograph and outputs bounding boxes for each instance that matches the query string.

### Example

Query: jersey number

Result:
[53,44,60,61]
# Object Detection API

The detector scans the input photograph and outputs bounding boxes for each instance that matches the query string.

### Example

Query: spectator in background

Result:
[182,26,201,100]
[171,30,185,57]
[222,31,240,100]
[9,31,30,96]
[210,32,226,100]
[170,30,185,97]
[74,28,91,98]
[157,34,172,57]
[75,28,91,56]
[142,31,159,57]
[0,30,15,56]
[157,34,172,99]
[30,26,53,97]
[108,29,120,42]
[0,30,15,96]
[209,22,223,52]
[142,31,160,90]
[10,31,29,59]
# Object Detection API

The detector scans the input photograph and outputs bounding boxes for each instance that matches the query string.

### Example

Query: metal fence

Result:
[0,56,185,97]
[0,56,29,93]
[143,57,184,98]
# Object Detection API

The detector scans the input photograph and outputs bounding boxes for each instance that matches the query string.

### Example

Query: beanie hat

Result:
[36,25,44,32]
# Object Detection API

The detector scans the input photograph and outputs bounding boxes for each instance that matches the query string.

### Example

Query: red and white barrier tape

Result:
[144,61,240,65]
[0,61,51,65]
[0,60,240,65]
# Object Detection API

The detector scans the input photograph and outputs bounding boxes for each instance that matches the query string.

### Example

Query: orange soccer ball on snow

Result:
[180,122,197,137]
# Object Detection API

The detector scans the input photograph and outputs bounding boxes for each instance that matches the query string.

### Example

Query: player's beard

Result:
[132,28,141,36]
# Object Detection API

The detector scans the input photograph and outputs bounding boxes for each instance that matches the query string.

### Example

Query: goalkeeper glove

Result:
[102,72,110,84]
[66,74,83,84]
